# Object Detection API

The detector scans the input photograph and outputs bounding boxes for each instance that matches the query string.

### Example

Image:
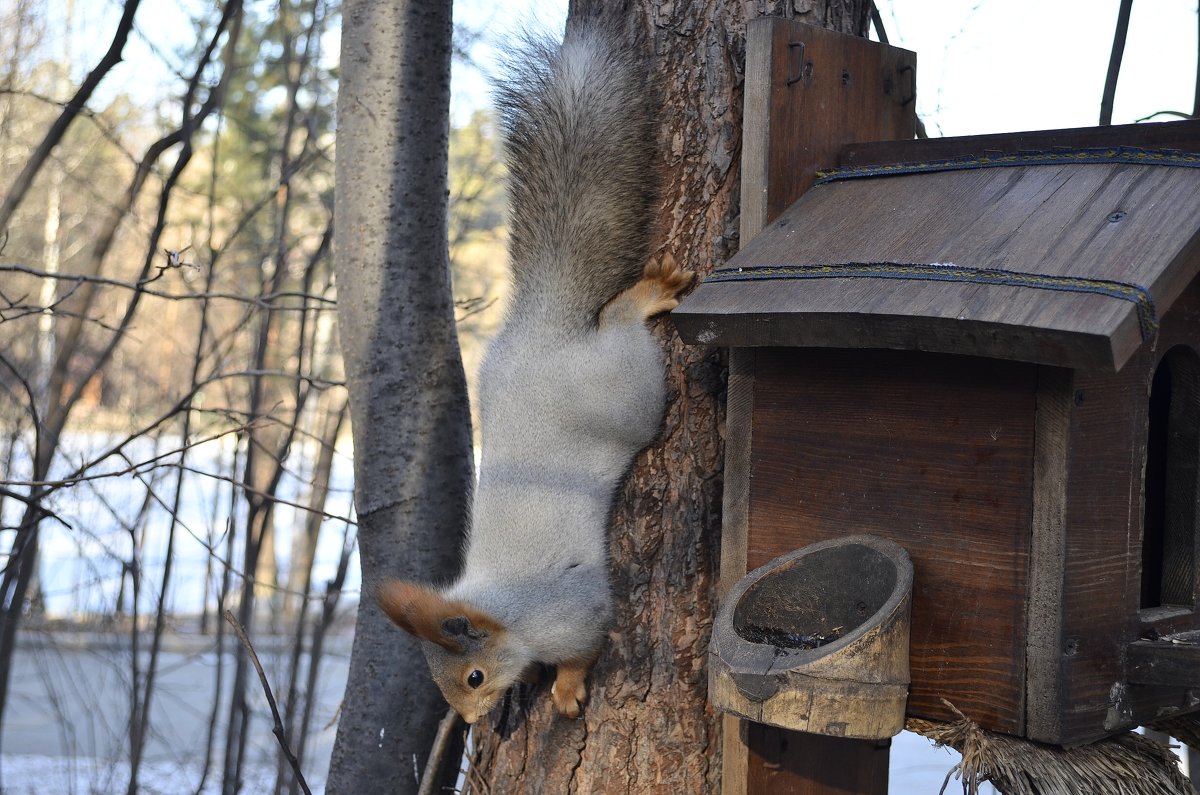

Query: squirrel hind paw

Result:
[550,678,587,719]
[550,662,591,719]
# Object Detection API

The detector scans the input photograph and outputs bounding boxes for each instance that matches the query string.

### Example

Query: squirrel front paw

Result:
[599,252,694,327]
[640,252,694,316]
[551,661,591,719]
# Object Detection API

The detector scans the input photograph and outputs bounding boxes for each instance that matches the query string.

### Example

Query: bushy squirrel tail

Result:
[495,23,654,332]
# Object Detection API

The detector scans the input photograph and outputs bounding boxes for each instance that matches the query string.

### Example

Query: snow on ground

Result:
[1,755,319,795]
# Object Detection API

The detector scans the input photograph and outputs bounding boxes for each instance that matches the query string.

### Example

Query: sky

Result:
[48,0,1198,137]
[880,0,1197,136]
[450,0,1197,135]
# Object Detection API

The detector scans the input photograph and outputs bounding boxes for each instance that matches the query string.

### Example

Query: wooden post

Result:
[720,18,917,795]
[747,725,891,795]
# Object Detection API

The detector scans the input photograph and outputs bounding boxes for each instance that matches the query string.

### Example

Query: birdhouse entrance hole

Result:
[1140,344,1200,614]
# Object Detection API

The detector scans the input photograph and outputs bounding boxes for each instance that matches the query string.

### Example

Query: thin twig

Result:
[1133,110,1193,123]
[1099,0,1134,126]
[0,0,143,232]
[0,263,337,309]
[869,1,888,43]
[418,709,465,795]
[1194,2,1200,118]
[222,609,313,795]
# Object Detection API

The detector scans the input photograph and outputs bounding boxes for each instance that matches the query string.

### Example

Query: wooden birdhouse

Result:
[673,16,1200,794]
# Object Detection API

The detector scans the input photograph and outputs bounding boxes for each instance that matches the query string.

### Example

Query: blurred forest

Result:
[0,0,507,791]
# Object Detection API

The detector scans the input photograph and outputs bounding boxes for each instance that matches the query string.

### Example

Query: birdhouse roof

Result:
[673,121,1200,371]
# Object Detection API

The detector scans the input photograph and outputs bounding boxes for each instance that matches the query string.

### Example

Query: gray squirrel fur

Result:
[377,23,691,724]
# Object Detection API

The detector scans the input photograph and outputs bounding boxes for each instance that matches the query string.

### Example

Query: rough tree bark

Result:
[327,3,472,795]
[469,2,871,792]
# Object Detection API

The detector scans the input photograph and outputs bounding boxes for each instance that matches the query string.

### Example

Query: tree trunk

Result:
[469,2,870,792]
[326,3,471,795]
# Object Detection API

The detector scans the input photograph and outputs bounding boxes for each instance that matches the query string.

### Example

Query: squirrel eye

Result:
[467,669,484,689]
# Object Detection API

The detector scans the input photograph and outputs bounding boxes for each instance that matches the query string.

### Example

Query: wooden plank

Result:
[741,17,918,231]
[1055,339,1148,744]
[1051,277,1200,745]
[674,162,1200,371]
[840,118,1200,168]
[719,351,755,602]
[1128,634,1200,687]
[675,278,1122,371]
[720,349,755,795]
[716,19,916,795]
[746,725,890,795]
[1025,366,1073,742]
[738,20,776,244]
[746,348,1036,734]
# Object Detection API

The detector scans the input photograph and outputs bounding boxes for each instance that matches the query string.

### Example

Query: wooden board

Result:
[1128,633,1200,688]
[740,18,917,238]
[746,348,1036,734]
[675,160,1200,372]
[745,725,889,795]
[720,18,916,795]
[720,350,754,795]
[1024,366,1073,742]
[1049,276,1200,745]
[840,119,1200,169]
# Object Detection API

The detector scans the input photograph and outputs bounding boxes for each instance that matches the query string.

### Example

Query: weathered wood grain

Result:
[720,350,754,795]
[1127,633,1200,687]
[747,19,917,227]
[713,17,917,794]
[1024,366,1073,742]
[747,347,1036,734]
[745,725,890,795]
[710,536,912,739]
[840,118,1200,168]
[1050,277,1200,745]
[674,159,1200,371]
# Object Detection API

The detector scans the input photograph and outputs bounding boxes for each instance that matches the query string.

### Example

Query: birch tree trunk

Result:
[327,3,472,794]
[469,2,870,792]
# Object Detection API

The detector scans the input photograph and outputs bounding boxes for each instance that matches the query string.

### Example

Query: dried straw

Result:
[1152,713,1200,754]
[906,700,1193,795]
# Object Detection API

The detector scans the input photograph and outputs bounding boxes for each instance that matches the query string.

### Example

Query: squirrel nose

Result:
[461,711,478,724]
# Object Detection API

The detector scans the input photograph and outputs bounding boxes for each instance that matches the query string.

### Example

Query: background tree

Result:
[0,0,349,791]
[468,1,872,792]
[326,3,473,795]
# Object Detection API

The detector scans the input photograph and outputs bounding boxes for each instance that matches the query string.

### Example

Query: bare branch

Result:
[222,609,314,795]
[0,488,72,530]
[1133,110,1194,123]
[0,264,337,309]
[1099,0,1134,126]
[417,709,465,795]
[455,295,499,322]
[0,86,141,167]
[122,462,354,602]
[0,0,143,232]
[869,2,888,43]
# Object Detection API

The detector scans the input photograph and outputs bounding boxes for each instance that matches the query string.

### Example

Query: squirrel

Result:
[376,23,691,725]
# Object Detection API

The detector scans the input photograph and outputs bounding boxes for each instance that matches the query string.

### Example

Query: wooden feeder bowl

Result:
[709,534,912,740]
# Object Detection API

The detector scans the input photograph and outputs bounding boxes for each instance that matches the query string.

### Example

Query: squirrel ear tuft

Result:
[441,616,471,638]
[442,615,498,641]
[376,580,465,653]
